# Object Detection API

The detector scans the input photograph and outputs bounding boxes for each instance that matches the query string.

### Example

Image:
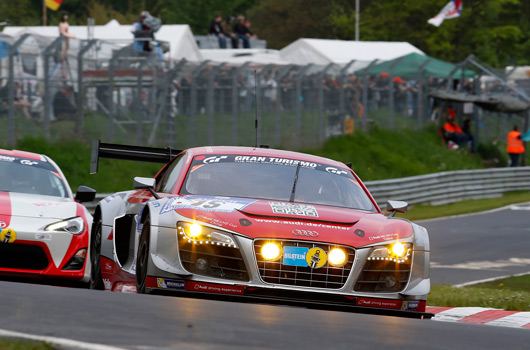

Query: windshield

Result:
[0,156,68,197]
[181,155,376,211]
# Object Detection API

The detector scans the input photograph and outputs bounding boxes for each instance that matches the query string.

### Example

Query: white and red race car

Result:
[0,149,96,283]
[90,142,431,317]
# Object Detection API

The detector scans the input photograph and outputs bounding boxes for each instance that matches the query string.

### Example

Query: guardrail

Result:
[83,167,530,213]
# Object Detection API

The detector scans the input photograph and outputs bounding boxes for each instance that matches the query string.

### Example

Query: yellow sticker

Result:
[0,228,17,243]
[306,247,327,269]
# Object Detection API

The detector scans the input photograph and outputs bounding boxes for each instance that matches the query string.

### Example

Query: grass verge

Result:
[399,191,530,221]
[428,274,530,311]
[0,339,55,350]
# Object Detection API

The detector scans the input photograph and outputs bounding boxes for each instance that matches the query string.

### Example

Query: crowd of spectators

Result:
[209,14,257,49]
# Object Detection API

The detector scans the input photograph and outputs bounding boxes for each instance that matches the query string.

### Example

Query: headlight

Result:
[328,248,347,267]
[367,242,412,263]
[261,242,282,261]
[45,217,85,235]
[177,222,238,248]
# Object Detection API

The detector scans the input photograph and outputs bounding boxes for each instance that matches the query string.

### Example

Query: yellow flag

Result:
[45,0,63,11]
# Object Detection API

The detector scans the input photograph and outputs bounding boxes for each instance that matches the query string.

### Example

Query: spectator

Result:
[375,72,390,108]
[132,11,154,53]
[233,15,252,49]
[443,108,468,148]
[58,12,76,59]
[462,118,475,151]
[507,125,525,167]
[53,85,77,121]
[392,76,408,115]
[262,73,277,112]
[209,14,226,49]
[222,16,237,48]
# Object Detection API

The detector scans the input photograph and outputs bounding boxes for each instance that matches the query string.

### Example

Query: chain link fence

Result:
[1,33,529,151]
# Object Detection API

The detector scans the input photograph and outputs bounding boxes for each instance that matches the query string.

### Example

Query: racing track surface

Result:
[421,204,530,285]
[1,280,529,350]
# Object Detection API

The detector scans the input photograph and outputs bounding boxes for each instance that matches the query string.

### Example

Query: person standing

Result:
[209,14,226,48]
[507,125,525,167]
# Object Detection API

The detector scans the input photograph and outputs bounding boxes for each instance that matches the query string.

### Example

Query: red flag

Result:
[428,0,462,27]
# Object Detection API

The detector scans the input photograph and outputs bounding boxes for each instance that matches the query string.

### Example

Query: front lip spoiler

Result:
[150,288,433,319]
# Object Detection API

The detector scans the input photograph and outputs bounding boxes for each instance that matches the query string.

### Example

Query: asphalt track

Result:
[1,205,529,349]
[1,280,529,350]
[421,204,530,285]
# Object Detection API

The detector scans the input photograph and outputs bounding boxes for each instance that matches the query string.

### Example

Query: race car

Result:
[0,149,96,283]
[90,141,430,317]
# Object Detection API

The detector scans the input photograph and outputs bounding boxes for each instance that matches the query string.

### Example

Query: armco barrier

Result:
[84,167,530,214]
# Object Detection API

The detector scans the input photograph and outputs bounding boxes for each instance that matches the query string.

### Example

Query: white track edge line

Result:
[0,329,128,350]
[452,271,530,288]
[417,201,530,223]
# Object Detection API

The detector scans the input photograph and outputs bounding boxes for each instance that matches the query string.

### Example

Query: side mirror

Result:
[386,200,408,217]
[75,186,96,203]
[134,177,156,189]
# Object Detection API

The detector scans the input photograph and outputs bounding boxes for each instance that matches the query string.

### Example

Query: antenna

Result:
[254,69,258,148]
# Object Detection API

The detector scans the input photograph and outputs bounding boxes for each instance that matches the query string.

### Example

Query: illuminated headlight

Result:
[177,222,238,248]
[45,217,85,235]
[367,242,412,263]
[261,242,282,261]
[328,248,347,267]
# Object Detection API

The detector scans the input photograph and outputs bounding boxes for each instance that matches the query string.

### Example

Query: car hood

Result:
[0,191,76,222]
[167,196,412,248]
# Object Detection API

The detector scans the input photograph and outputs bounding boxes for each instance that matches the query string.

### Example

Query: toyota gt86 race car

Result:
[90,142,430,317]
[0,149,96,282]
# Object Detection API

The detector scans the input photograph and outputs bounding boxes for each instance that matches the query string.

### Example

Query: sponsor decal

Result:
[356,297,403,310]
[35,233,52,241]
[185,281,245,295]
[157,278,185,290]
[306,247,327,269]
[0,155,15,162]
[282,246,309,267]
[0,228,16,243]
[114,283,137,293]
[196,215,237,229]
[234,156,318,168]
[325,167,348,175]
[239,219,252,227]
[292,229,318,237]
[103,195,117,203]
[269,202,319,217]
[369,233,399,242]
[161,195,257,214]
[103,278,112,290]
[203,156,228,164]
[354,229,365,237]
[32,202,65,207]
[152,201,160,208]
[247,218,351,231]
[0,221,6,229]
[402,301,420,311]
[20,160,38,166]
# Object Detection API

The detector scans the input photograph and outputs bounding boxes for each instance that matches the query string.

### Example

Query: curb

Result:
[427,307,530,329]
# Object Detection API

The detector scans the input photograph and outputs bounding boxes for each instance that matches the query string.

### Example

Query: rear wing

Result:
[90,140,182,174]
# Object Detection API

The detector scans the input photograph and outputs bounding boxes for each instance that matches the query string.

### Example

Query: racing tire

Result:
[89,218,104,290]
[136,217,151,294]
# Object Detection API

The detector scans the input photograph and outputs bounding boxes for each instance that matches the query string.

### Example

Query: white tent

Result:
[200,49,290,66]
[2,20,203,62]
[279,39,425,71]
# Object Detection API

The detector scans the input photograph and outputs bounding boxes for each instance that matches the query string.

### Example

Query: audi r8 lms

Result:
[90,142,430,316]
[0,149,96,283]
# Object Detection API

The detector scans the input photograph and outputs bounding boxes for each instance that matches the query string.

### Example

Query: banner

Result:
[45,0,63,11]
[428,0,462,27]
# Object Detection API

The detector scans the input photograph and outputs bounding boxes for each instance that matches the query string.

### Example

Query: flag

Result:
[428,0,462,27]
[45,0,63,11]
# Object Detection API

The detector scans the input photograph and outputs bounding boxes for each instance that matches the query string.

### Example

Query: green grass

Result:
[0,339,55,350]
[398,191,530,221]
[429,274,530,311]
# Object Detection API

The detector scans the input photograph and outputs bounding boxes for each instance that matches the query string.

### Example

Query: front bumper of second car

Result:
[145,223,430,316]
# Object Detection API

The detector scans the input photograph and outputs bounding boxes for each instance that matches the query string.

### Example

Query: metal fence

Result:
[1,33,529,151]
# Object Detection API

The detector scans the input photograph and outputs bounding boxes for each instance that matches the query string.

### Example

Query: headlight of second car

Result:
[367,242,412,263]
[177,222,238,248]
[45,217,85,235]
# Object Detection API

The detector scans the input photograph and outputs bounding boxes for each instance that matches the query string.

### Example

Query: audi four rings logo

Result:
[292,229,319,237]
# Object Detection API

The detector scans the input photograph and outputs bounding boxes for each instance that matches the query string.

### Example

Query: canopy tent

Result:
[200,49,290,66]
[2,20,203,62]
[279,39,425,71]
[429,90,530,113]
[358,53,476,79]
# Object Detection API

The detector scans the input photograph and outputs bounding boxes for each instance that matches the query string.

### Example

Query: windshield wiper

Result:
[289,164,301,202]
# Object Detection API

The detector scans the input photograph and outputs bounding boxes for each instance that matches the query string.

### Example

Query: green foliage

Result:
[0,339,55,350]
[476,141,508,167]
[429,274,530,311]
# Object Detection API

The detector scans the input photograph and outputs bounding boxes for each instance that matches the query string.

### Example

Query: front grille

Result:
[354,259,412,293]
[0,244,49,270]
[254,240,355,289]
[178,236,249,281]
